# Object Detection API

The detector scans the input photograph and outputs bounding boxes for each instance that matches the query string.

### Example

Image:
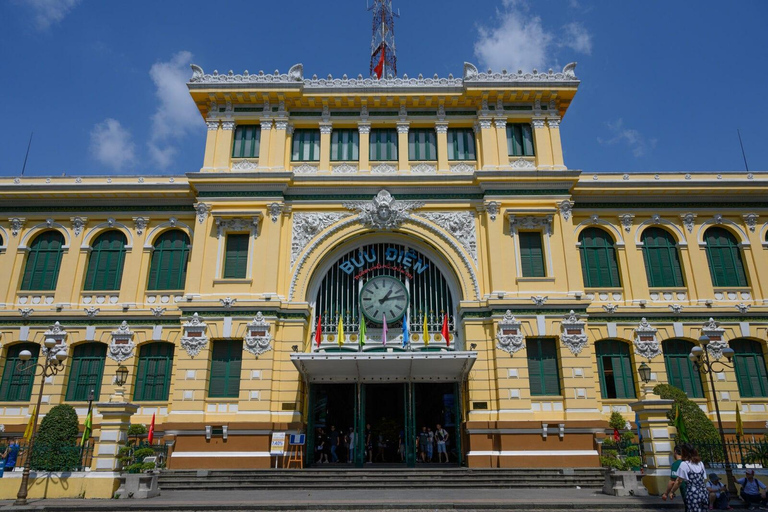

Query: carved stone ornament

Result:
[268,203,283,223]
[291,212,351,267]
[220,297,237,308]
[133,217,149,235]
[332,163,358,174]
[181,313,208,358]
[560,310,588,355]
[371,163,397,174]
[244,312,273,357]
[108,321,135,363]
[10,218,26,236]
[702,317,728,360]
[736,303,750,314]
[509,215,553,237]
[411,163,436,174]
[43,322,68,360]
[619,214,635,232]
[419,212,477,265]
[743,213,758,232]
[344,190,423,231]
[150,306,166,317]
[496,310,524,355]
[434,123,448,134]
[485,201,500,221]
[215,216,260,239]
[510,158,536,170]
[293,163,318,174]
[531,295,548,306]
[634,317,661,360]
[557,200,574,222]
[232,160,258,171]
[84,306,100,317]
[669,304,684,313]
[71,217,88,236]
[602,304,618,314]
[680,213,696,233]
[19,308,34,319]
[449,163,475,174]
[194,203,211,224]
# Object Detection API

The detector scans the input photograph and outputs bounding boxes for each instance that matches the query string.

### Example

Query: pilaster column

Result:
[396,123,409,171]
[478,118,497,170]
[629,398,675,496]
[258,120,273,170]
[435,123,449,171]
[270,119,288,171]
[202,120,219,171]
[494,118,509,169]
[94,402,139,471]
[319,124,332,171]
[213,121,235,171]
[532,118,553,169]
[548,117,565,169]
[358,123,371,171]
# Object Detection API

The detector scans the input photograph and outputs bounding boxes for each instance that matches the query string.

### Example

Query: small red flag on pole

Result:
[147,413,155,444]
[441,314,450,347]
[315,314,323,348]
[374,44,386,79]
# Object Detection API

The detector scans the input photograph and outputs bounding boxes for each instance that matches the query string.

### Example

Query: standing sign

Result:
[271,432,287,469]
[289,433,306,445]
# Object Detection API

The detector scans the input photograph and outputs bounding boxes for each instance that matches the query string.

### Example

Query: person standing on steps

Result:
[662,445,685,504]
[418,426,429,463]
[669,443,708,512]
[426,427,434,462]
[329,425,340,463]
[365,423,373,463]
[435,424,449,463]
[347,427,356,463]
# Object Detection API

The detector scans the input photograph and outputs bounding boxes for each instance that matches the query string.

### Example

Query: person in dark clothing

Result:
[329,425,340,463]
[2,440,20,473]
[316,428,329,463]
[365,424,373,463]
[418,426,429,462]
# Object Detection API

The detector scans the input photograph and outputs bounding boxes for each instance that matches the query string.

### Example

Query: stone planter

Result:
[115,472,160,499]
[603,469,649,497]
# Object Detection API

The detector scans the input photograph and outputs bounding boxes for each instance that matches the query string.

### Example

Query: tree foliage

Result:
[653,383,720,444]
[29,404,82,471]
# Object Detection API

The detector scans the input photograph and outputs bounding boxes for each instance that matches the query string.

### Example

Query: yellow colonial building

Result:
[1,61,767,472]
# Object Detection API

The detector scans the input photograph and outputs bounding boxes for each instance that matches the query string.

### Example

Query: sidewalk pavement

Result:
[1,487,685,511]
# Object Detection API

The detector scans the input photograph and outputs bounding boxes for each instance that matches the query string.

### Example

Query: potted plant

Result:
[601,411,648,496]
[115,444,159,499]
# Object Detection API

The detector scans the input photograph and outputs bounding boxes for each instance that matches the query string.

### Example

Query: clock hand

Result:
[378,290,393,304]
[379,294,405,304]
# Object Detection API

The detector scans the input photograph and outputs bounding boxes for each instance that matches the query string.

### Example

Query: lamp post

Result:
[689,334,737,497]
[14,338,68,506]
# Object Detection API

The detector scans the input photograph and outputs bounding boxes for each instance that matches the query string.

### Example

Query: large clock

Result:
[359,275,409,324]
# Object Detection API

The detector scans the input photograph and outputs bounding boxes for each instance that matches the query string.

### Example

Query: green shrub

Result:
[29,404,81,471]
[125,462,156,474]
[609,410,626,431]
[132,448,155,461]
[653,384,720,444]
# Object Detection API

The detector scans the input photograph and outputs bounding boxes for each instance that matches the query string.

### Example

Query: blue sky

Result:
[1,0,767,176]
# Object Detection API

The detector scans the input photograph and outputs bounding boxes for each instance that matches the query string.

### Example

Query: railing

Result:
[130,442,169,469]
[14,439,94,472]
[691,437,768,469]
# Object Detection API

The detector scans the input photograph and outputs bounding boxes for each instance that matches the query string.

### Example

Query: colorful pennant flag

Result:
[80,406,93,446]
[314,313,323,348]
[402,311,410,348]
[359,314,366,347]
[422,311,429,346]
[441,314,450,347]
[337,314,345,346]
[382,313,388,345]
[736,405,744,437]
[23,405,36,441]
[147,413,156,445]
[673,403,688,443]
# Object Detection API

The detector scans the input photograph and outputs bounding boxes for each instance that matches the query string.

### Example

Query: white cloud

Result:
[474,1,592,72]
[21,0,81,30]
[597,119,657,158]
[147,51,200,169]
[90,118,136,171]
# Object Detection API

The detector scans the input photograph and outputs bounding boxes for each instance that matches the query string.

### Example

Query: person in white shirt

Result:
[737,469,767,510]
[705,473,729,510]
[670,444,709,512]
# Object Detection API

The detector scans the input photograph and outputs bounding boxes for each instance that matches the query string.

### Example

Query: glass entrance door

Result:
[363,383,406,465]
[308,383,355,465]
[414,383,460,465]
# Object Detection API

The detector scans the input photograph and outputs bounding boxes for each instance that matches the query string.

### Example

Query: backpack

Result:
[436,429,446,442]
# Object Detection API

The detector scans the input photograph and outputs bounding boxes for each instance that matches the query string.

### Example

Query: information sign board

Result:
[270,432,286,455]
[289,433,306,445]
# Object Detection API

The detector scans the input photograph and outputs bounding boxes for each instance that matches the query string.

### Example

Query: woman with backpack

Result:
[669,443,709,512]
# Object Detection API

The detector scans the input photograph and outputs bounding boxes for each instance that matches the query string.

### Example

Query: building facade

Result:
[0,62,766,470]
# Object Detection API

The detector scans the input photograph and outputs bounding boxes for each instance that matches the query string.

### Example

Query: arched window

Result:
[83,231,127,291]
[579,228,621,288]
[20,231,65,290]
[147,230,190,291]
[0,343,40,401]
[65,343,107,402]
[663,339,704,398]
[134,343,174,401]
[732,339,768,398]
[704,227,747,287]
[595,340,636,399]
[642,228,684,288]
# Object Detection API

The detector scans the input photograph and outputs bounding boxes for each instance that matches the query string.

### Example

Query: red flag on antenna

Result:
[374,45,385,79]
[314,314,323,348]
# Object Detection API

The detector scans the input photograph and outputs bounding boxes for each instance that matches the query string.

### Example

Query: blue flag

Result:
[402,311,410,348]
[635,411,643,444]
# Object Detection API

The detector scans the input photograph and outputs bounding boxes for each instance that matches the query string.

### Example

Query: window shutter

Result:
[540,339,560,395]
[519,232,545,277]
[223,234,249,279]
[527,339,543,396]
[0,344,39,401]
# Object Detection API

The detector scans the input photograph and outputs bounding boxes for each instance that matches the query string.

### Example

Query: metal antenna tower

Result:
[368,0,399,78]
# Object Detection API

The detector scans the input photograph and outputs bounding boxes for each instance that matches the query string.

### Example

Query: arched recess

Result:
[290,218,479,303]
[661,338,704,398]
[0,342,41,402]
[133,341,175,402]
[639,227,686,288]
[696,217,750,246]
[65,342,108,402]
[144,219,193,247]
[760,222,768,249]
[730,337,768,398]
[0,225,8,252]
[594,338,636,400]
[19,222,71,249]
[634,219,687,247]
[82,222,134,249]
[574,218,625,247]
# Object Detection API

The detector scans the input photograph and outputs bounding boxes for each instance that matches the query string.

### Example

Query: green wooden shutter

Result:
[527,339,544,396]
[662,339,703,398]
[528,338,561,396]
[65,343,106,401]
[596,341,635,399]
[408,129,436,161]
[705,228,748,287]
[519,232,546,277]
[232,125,261,158]
[447,128,476,160]
[134,343,174,402]
[521,124,535,156]
[21,231,65,291]
[291,130,320,161]
[642,228,684,288]
[0,343,40,401]
[148,231,190,291]
[733,339,768,398]
[370,129,398,161]
[579,228,621,288]
[84,231,127,291]
[223,234,249,279]
[209,340,242,398]
[331,129,359,161]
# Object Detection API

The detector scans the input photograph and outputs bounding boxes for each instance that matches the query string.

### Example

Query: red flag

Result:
[374,45,385,79]
[441,314,450,346]
[314,314,322,348]
[613,428,620,442]
[147,413,155,444]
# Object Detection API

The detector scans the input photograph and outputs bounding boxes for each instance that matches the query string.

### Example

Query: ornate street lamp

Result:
[14,337,68,506]
[689,334,737,497]
[637,361,653,399]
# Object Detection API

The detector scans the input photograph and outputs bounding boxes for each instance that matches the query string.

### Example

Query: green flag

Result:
[673,404,688,443]
[359,315,366,346]
[80,407,93,446]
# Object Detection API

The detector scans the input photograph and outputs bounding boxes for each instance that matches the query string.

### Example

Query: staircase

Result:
[158,466,606,491]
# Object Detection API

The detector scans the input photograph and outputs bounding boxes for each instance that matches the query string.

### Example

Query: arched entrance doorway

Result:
[291,236,475,467]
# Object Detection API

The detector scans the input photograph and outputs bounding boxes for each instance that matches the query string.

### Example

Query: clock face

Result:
[359,275,409,324]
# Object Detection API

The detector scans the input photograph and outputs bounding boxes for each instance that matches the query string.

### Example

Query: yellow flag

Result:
[337,314,345,346]
[423,312,429,346]
[736,405,744,437]
[23,405,36,441]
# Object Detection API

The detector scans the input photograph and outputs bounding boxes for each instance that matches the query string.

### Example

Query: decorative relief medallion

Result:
[411,163,436,174]
[702,317,727,360]
[557,200,573,222]
[220,297,237,308]
[602,304,618,314]
[634,318,660,360]
[618,214,635,232]
[371,163,397,174]
[181,313,208,358]
[150,306,166,317]
[232,160,258,171]
[743,213,758,232]
[108,321,135,363]
[293,163,318,174]
[291,212,351,267]
[680,213,696,233]
[485,201,500,221]
[84,306,100,317]
[449,163,475,174]
[736,303,750,314]
[43,322,68,359]
[332,163,358,174]
[19,308,34,319]
[344,190,423,231]
[71,217,88,236]
[531,295,548,306]
[419,212,477,265]
[561,310,588,355]
[510,158,536,170]
[133,217,149,235]
[496,310,524,355]
[268,203,283,223]
[669,304,684,313]
[215,216,260,239]
[194,203,211,224]
[509,215,553,236]
[244,312,273,357]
